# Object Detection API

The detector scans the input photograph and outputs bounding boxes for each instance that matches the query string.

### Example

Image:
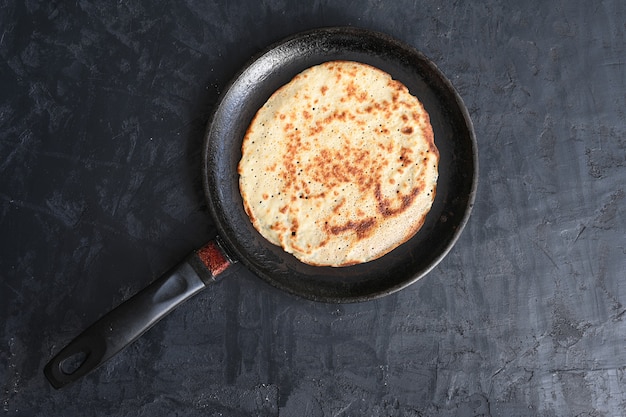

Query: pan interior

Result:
[204,27,477,302]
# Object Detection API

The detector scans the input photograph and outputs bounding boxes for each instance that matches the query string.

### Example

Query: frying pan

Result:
[44,26,477,389]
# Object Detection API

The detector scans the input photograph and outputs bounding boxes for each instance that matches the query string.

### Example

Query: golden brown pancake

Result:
[238,60,439,266]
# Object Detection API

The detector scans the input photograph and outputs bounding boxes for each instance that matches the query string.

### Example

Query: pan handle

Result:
[44,239,234,389]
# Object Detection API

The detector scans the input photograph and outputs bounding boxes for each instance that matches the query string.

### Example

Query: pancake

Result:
[238,60,439,266]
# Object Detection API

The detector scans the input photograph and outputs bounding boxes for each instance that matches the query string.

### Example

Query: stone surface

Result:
[1,0,625,415]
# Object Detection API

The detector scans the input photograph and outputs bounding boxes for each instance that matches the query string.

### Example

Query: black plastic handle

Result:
[44,240,234,389]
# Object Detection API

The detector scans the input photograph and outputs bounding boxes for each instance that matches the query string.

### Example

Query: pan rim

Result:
[203,26,478,303]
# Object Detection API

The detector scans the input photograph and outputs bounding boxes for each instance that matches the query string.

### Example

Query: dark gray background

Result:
[1,0,625,416]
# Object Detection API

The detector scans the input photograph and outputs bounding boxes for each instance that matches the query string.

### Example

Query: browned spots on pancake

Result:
[317,110,349,127]
[375,182,423,218]
[303,110,311,120]
[378,141,394,153]
[243,201,256,223]
[300,179,312,196]
[399,146,413,165]
[309,121,324,136]
[346,81,357,98]
[307,146,376,192]
[271,221,288,234]
[290,218,299,236]
[388,79,405,91]
[327,217,376,239]
[280,133,303,190]
[401,126,414,135]
[376,100,392,120]
[429,140,438,156]
[320,85,328,95]
[332,199,345,214]
[423,126,437,156]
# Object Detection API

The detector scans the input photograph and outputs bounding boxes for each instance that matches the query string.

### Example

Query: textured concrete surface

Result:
[1,0,625,415]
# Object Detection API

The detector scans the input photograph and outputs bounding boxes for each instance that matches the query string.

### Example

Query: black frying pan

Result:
[44,26,477,389]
